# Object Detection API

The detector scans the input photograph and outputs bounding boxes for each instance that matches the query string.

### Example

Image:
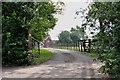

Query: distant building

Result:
[43,35,52,48]
[51,40,59,44]
[49,40,59,48]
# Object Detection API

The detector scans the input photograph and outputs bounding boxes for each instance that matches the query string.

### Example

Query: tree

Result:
[70,25,86,42]
[2,2,35,65]
[86,2,120,78]
[58,31,71,43]
[2,2,63,65]
[31,2,58,41]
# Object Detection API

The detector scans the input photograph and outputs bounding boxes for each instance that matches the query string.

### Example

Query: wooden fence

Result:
[50,39,95,53]
[32,36,41,55]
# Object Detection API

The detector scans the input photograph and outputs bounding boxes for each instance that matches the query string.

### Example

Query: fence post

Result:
[67,42,68,50]
[83,40,86,52]
[88,39,91,53]
[78,41,79,51]
[72,42,73,50]
[76,41,78,51]
[74,42,76,50]
[66,43,67,49]
[31,37,41,58]
[28,29,32,64]
[75,41,77,51]
[37,42,40,57]
[78,41,80,51]
[81,40,83,52]
[75,42,76,51]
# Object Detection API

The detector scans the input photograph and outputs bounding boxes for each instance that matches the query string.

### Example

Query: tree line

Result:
[58,25,88,43]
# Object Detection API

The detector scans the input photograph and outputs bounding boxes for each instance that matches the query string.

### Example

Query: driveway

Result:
[2,48,105,78]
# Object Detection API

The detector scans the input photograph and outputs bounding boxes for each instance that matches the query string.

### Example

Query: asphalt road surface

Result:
[2,48,106,78]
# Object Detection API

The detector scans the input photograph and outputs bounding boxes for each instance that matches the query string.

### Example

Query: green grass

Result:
[60,47,98,57]
[32,48,53,65]
[55,46,98,57]
[85,52,98,57]
[65,47,98,57]
[68,47,84,51]
[59,46,84,51]
[66,47,98,57]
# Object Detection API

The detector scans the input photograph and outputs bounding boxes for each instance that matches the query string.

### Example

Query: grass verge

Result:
[62,47,98,57]
[85,52,98,57]
[59,47,83,51]
[32,48,53,65]
[54,47,98,57]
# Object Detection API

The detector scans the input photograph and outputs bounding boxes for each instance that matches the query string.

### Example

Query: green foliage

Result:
[86,52,98,57]
[2,2,34,65]
[58,30,71,43]
[70,25,86,42]
[58,26,87,43]
[2,2,61,65]
[31,2,58,41]
[87,2,120,78]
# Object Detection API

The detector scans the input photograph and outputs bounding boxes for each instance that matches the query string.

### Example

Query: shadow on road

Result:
[2,48,106,78]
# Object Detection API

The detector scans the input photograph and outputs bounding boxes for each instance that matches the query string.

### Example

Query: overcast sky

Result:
[49,1,91,40]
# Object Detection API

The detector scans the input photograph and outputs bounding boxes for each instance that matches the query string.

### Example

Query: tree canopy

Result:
[2,2,34,65]
[58,31,71,43]
[58,26,87,43]
[31,2,58,41]
[2,2,62,65]
[70,25,86,42]
[86,2,120,78]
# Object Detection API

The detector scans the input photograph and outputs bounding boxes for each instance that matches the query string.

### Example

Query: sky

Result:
[49,1,92,40]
